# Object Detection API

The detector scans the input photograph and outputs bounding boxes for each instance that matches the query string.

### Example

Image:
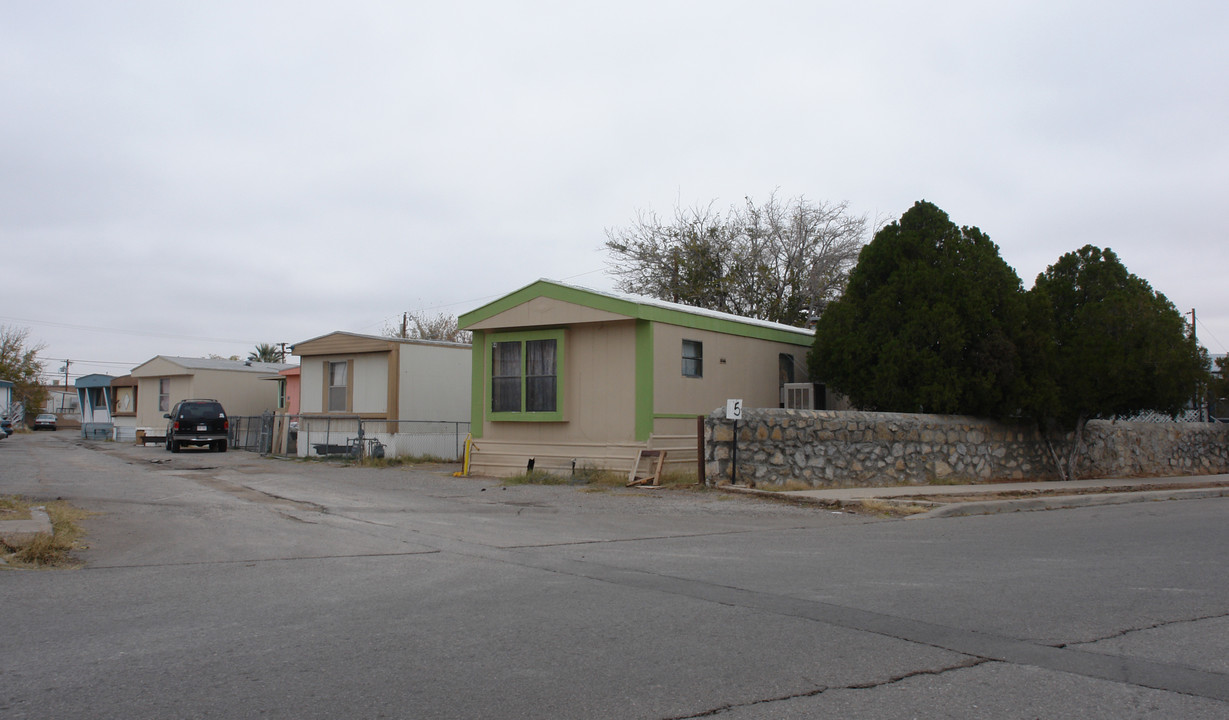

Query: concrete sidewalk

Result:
[734,474,1229,519]
[0,506,53,546]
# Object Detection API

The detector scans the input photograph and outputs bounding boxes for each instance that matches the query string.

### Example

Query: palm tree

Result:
[248,343,283,363]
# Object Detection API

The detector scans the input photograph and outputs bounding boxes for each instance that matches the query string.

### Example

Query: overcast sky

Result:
[4,1,1227,383]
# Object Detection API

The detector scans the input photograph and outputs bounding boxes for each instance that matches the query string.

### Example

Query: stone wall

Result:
[704,409,1229,488]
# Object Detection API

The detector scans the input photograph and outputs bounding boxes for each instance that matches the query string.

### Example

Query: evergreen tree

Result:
[809,201,1028,418]
[1027,245,1207,478]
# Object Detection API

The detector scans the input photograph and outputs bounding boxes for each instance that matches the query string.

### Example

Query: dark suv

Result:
[164,399,229,452]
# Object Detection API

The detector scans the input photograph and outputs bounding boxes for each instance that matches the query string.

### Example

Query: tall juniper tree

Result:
[808,201,1029,418]
[1026,245,1206,479]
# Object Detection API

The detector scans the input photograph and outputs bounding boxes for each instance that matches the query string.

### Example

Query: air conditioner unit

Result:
[783,383,815,410]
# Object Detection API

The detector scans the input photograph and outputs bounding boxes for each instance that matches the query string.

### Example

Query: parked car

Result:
[0,418,11,437]
[33,413,57,431]
[164,399,229,452]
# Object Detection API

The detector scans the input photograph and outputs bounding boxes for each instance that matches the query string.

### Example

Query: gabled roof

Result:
[458,279,814,345]
[292,330,470,356]
[131,356,295,376]
[74,373,115,388]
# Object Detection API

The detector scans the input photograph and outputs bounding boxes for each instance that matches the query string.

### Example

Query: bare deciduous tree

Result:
[0,325,48,420]
[605,192,867,326]
[385,312,472,344]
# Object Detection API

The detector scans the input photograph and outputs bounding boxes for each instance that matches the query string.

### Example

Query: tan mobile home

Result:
[459,280,826,477]
[291,331,471,458]
[130,356,294,431]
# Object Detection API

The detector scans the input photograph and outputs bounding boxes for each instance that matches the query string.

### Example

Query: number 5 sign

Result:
[726,399,743,420]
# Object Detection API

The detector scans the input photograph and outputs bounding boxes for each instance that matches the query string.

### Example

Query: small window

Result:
[328,361,348,412]
[682,340,703,378]
[525,339,557,412]
[491,341,522,413]
[158,378,170,412]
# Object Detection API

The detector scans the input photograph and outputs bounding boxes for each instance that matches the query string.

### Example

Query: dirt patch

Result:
[0,496,93,569]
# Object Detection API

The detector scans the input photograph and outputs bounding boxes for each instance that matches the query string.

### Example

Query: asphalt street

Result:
[2,431,1226,719]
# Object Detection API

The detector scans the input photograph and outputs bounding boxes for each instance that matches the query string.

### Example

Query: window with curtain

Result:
[491,341,522,412]
[525,339,557,412]
[682,340,703,378]
[328,361,347,411]
[158,378,170,412]
[488,331,563,419]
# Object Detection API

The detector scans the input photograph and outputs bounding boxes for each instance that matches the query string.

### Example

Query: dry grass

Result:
[852,499,934,517]
[1,496,92,569]
[502,469,573,486]
[656,470,700,487]
[355,454,450,468]
[751,479,817,492]
[0,495,32,521]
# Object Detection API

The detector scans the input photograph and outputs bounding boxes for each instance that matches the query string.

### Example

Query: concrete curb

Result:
[907,487,1229,519]
[717,483,1229,519]
[0,506,53,546]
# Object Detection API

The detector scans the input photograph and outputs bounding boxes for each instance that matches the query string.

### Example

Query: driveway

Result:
[2,431,1226,718]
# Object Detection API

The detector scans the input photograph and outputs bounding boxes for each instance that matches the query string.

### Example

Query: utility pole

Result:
[62,359,70,412]
[277,342,288,363]
[1188,309,1203,421]
[400,312,408,339]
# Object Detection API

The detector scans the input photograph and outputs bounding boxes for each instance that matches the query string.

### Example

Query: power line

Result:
[358,268,613,331]
[42,357,139,367]
[0,314,265,346]
[1195,317,1225,354]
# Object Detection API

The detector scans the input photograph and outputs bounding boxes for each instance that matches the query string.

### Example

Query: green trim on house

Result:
[485,328,566,423]
[459,279,812,346]
[469,329,485,438]
[634,319,654,442]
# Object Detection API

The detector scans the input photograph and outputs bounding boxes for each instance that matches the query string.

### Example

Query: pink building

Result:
[279,366,301,415]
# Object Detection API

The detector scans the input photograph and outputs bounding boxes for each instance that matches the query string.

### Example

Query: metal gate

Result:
[229,412,276,453]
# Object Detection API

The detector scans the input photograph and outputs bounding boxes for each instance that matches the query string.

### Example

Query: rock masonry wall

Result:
[703,409,1229,487]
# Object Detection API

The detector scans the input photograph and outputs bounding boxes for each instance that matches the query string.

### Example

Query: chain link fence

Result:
[228,414,469,461]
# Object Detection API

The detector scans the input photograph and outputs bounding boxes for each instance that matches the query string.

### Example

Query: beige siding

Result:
[468,438,646,477]
[190,369,283,417]
[133,370,281,428]
[467,296,628,330]
[476,321,638,445]
[467,435,699,479]
[652,322,808,415]
[135,375,191,428]
[463,290,815,478]
[294,334,392,356]
[296,333,471,421]
[132,357,190,378]
[300,353,388,415]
